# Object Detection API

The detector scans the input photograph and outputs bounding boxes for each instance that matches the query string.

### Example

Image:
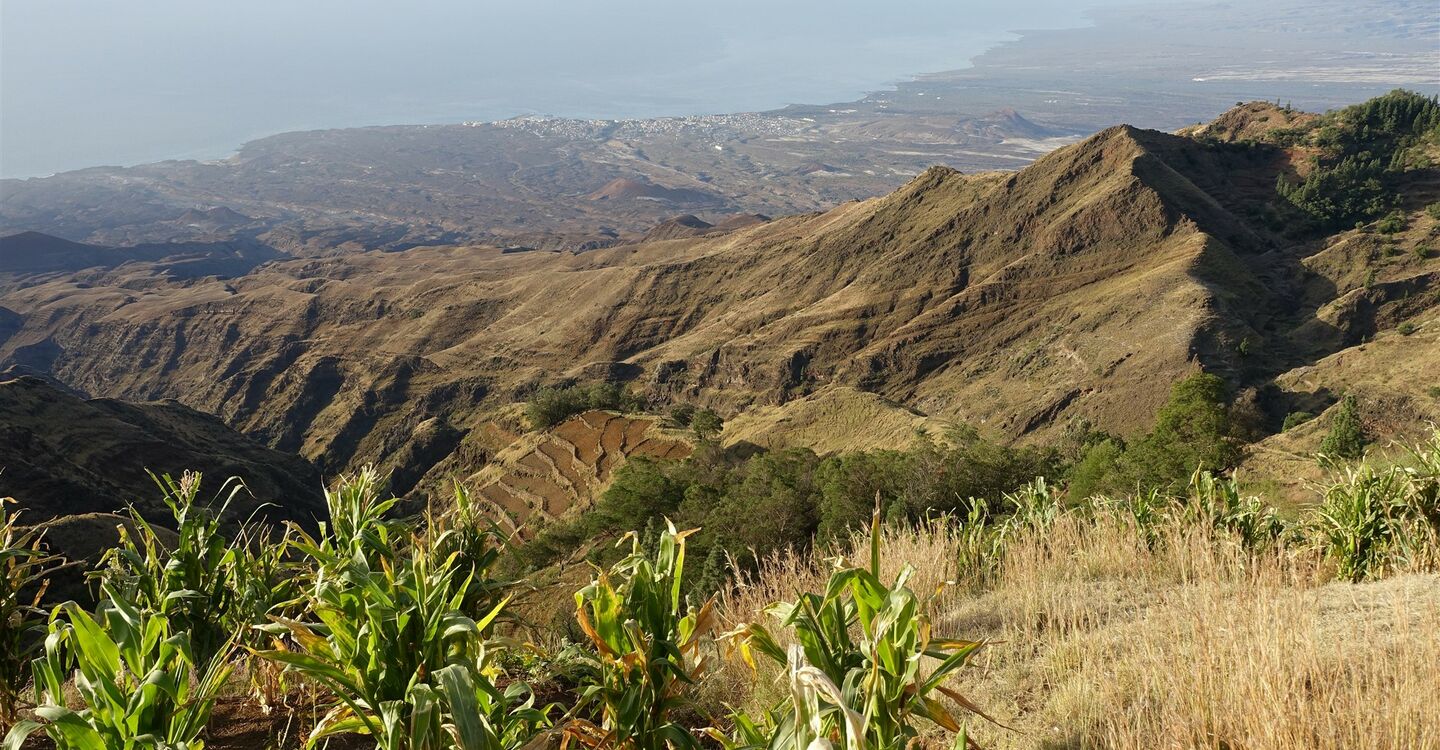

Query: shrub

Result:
[8,589,233,750]
[1068,438,1126,500]
[918,436,1060,518]
[1320,394,1366,460]
[669,403,696,428]
[1273,90,1440,230]
[1276,155,1388,229]
[525,432,1062,576]
[527,383,643,429]
[1376,211,1407,234]
[815,451,909,541]
[1425,202,1440,220]
[696,449,823,567]
[1118,373,1241,491]
[1398,322,1417,336]
[0,499,64,731]
[1282,411,1316,432]
[586,456,694,536]
[691,408,724,439]
[567,521,718,750]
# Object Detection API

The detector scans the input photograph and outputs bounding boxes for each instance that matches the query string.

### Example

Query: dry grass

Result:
[712,511,1440,749]
[720,385,957,454]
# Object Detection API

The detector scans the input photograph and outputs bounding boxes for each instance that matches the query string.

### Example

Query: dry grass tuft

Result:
[714,508,1440,749]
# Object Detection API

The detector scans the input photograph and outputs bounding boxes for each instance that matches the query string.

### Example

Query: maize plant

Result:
[952,502,1003,587]
[257,530,541,750]
[230,523,309,712]
[432,655,553,750]
[0,498,64,730]
[98,471,249,668]
[1185,469,1284,551]
[4,588,232,750]
[1389,430,1440,571]
[1110,486,1168,550]
[731,511,993,750]
[566,521,719,750]
[311,466,406,571]
[999,477,1062,534]
[428,482,517,622]
[1313,463,1410,581]
[1311,436,1440,581]
[729,645,867,750]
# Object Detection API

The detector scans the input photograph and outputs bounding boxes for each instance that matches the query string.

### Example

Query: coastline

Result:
[1,7,1102,180]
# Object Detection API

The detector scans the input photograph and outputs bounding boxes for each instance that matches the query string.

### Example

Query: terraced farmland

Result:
[469,410,690,532]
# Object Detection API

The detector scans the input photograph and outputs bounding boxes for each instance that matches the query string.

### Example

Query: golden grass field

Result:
[715,505,1440,749]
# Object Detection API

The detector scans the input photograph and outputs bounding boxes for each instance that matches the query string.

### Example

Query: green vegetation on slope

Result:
[1274,89,1440,230]
[1069,373,1242,499]
[525,382,646,429]
[1320,393,1368,460]
[517,429,1062,584]
[519,373,1258,586]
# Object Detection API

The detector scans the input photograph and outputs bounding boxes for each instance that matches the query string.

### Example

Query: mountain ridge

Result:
[0,98,1434,511]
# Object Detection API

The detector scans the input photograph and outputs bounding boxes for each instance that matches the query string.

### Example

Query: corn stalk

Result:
[566,520,719,750]
[730,510,994,750]
[4,588,232,750]
[0,498,65,731]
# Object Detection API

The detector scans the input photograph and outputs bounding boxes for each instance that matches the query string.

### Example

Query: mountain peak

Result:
[1179,101,1319,142]
[585,177,717,204]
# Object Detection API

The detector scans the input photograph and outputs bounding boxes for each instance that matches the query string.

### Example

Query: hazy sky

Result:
[0,0,1098,178]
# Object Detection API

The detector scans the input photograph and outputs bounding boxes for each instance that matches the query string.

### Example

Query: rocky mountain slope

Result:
[0,98,1435,517]
[0,371,325,525]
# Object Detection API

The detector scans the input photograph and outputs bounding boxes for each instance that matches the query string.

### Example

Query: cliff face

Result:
[0,110,1435,502]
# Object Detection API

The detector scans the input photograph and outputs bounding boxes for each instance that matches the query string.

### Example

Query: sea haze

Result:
[0,0,1098,178]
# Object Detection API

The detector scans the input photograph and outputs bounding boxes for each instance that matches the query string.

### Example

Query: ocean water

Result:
[0,0,1096,179]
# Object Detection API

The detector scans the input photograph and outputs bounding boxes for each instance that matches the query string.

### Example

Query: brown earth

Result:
[637,213,772,244]
[0,104,1434,517]
[0,371,327,604]
[721,385,956,454]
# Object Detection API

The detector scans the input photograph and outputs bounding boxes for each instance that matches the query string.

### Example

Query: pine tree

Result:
[691,546,729,601]
[1320,394,1366,459]
[639,517,663,556]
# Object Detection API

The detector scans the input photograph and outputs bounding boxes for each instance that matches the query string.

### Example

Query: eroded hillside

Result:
[1,99,1436,513]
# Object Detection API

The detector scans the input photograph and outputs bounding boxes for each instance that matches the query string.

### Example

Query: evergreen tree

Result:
[1320,394,1366,459]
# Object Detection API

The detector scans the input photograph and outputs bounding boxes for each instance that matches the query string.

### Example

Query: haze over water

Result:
[0,0,1096,179]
